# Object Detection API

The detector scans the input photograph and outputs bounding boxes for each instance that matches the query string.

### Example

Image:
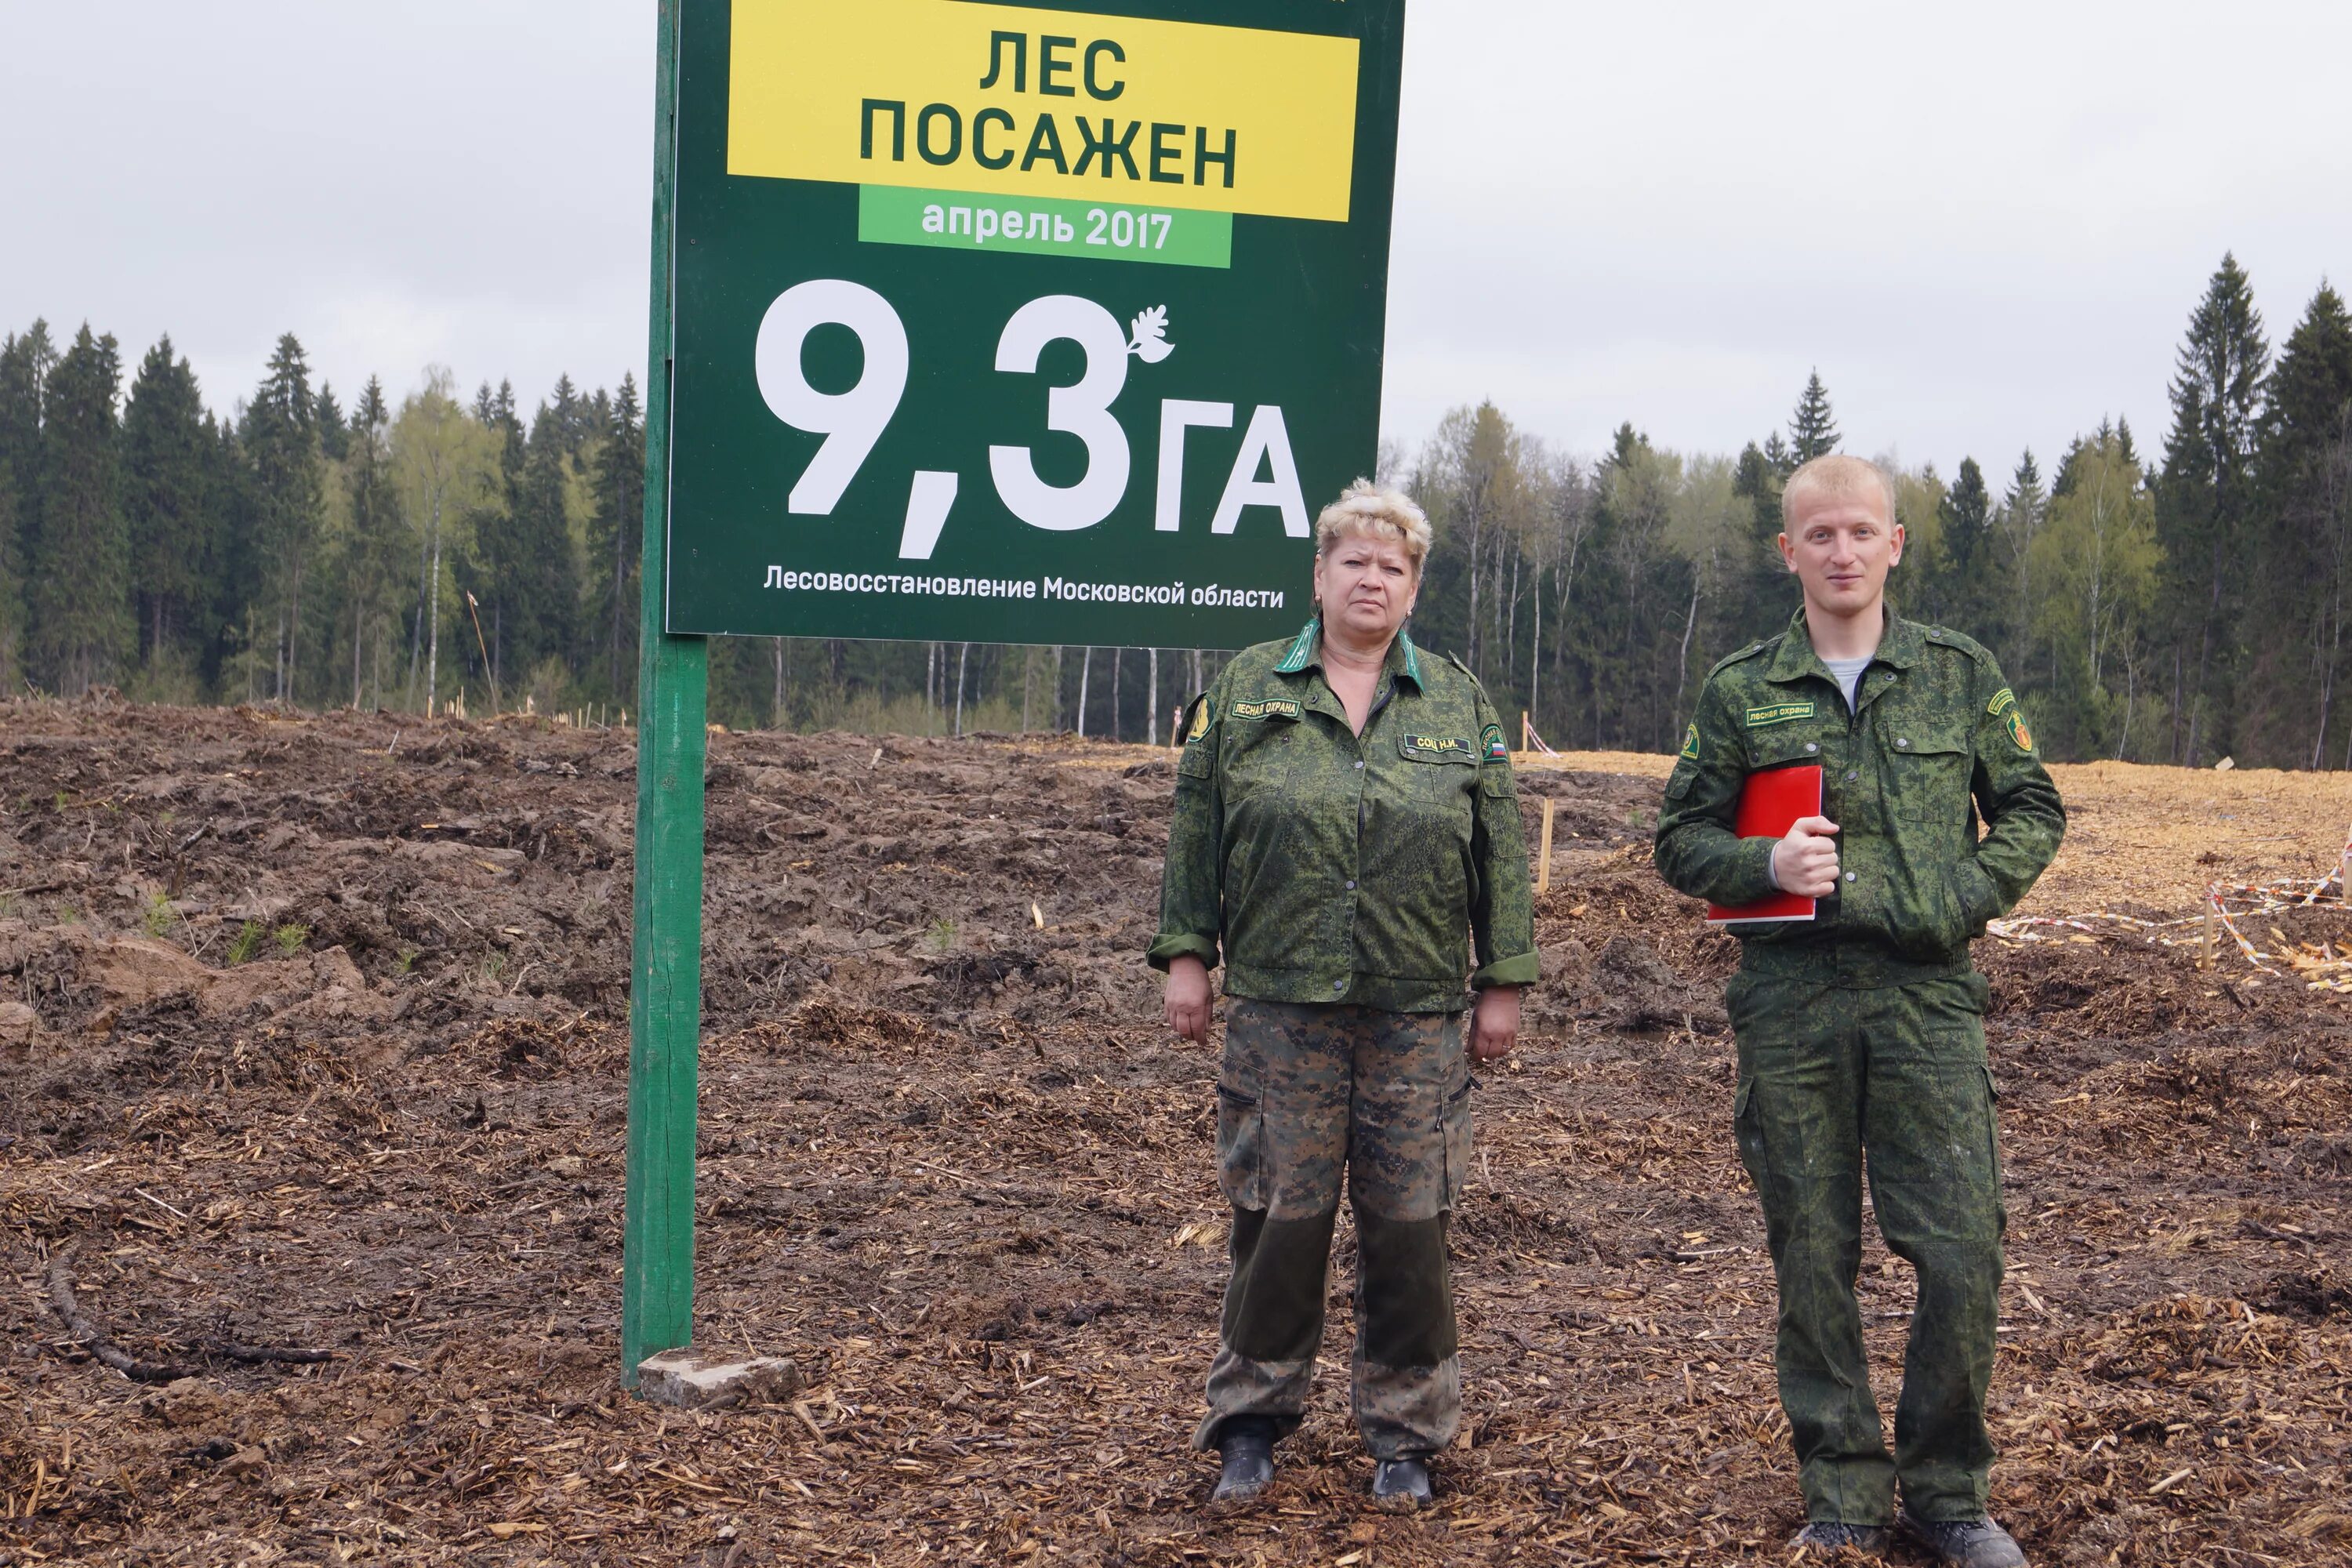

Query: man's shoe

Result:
[1370,1457,1433,1507]
[1791,1522,1891,1556]
[1899,1512,2026,1568]
[1210,1421,1274,1504]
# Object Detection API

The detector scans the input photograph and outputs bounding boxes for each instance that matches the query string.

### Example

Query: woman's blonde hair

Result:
[1315,479,1432,572]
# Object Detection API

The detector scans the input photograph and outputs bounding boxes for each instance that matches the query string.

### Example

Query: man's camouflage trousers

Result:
[1728,967,2008,1525]
[1196,999,1474,1460]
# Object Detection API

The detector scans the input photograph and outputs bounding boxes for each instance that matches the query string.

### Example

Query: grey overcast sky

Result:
[5,1,2349,478]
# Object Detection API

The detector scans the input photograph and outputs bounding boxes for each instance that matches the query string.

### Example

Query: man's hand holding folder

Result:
[1704,765,1831,924]
[1771,815,1842,897]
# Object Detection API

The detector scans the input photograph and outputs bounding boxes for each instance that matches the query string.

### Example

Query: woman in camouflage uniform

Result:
[1149,481,1537,1508]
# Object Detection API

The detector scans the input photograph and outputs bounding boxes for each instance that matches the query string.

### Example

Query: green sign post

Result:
[623,0,1407,1381]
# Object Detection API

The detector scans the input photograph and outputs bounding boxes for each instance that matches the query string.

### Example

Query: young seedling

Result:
[226,920,267,966]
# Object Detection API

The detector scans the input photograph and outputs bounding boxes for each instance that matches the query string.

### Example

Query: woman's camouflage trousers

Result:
[1196,999,1474,1461]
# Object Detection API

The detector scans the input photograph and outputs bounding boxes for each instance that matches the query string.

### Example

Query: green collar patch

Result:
[1403,733,1475,760]
[1680,723,1700,760]
[1272,619,1425,689]
[1398,630,1424,688]
[1745,700,1817,728]
[1273,619,1320,674]
[1231,698,1302,721]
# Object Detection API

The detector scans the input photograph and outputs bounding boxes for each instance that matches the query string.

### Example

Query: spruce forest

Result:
[2,254,2348,767]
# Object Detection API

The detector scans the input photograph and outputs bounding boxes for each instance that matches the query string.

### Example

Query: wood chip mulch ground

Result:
[2,702,2348,1564]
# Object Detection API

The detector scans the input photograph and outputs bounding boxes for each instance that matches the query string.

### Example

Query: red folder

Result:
[1706,765,1823,924]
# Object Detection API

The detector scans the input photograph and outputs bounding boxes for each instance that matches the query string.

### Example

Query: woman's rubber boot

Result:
[1211,1417,1275,1504]
[1371,1457,1432,1508]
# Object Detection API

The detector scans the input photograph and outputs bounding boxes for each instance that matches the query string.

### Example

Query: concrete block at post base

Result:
[634,1348,801,1411]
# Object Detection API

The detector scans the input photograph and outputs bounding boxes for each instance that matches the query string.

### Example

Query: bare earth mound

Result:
[3,702,2348,1565]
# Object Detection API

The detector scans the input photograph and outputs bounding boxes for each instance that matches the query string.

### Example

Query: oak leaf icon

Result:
[1127,306,1174,364]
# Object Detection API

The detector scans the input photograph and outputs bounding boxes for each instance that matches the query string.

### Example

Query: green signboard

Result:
[622,0,1406,1386]
[665,0,1408,647]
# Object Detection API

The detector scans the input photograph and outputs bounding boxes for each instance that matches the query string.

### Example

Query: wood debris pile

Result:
[1991,822,2352,1000]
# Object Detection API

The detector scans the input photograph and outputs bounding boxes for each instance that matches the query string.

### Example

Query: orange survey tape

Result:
[2299,821,2352,906]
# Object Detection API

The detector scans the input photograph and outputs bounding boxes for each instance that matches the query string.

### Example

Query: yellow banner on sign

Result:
[728,0,1360,223]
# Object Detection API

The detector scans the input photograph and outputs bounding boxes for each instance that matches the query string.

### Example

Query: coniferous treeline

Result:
[0,327,649,717]
[3,253,2347,764]
[1401,254,2352,768]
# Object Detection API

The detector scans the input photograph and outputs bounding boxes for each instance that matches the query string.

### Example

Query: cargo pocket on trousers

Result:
[1980,1064,2009,1237]
[1439,1076,1475,1210]
[1732,1078,1770,1196]
[1215,1083,1268,1210]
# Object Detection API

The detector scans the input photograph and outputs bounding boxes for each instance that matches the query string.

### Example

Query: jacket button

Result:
[1805,742,1819,753]
[1896,737,1911,749]
[1845,771,1859,782]
[1346,880,1356,891]
[1354,760,1364,770]
[1332,979,1346,992]
[1844,871,1857,883]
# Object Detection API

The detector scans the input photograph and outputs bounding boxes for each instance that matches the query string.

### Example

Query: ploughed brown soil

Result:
[2,699,2348,1566]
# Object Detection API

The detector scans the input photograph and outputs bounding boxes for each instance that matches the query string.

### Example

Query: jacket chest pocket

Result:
[1221,712,1305,786]
[1396,733,1479,792]
[1744,720,1838,825]
[1744,727,1832,771]
[1392,738,1468,771]
[1880,721,1972,823]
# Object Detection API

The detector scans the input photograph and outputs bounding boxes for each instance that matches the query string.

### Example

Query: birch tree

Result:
[1662,452,1746,717]
[391,368,498,712]
[2031,440,2159,753]
[1417,403,1534,680]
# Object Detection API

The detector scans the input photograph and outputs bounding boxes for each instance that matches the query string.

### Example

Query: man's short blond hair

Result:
[1782,453,1897,530]
[1316,479,1432,572]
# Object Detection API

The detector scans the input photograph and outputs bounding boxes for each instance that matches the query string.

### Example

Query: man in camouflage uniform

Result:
[1152,586,1537,1504]
[1654,455,2063,1566]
